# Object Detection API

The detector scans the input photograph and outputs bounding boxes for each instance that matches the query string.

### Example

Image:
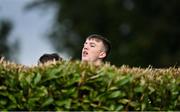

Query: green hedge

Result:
[0,59,179,111]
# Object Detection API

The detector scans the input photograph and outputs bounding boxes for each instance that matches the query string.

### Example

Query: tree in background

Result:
[26,0,180,67]
[0,19,19,62]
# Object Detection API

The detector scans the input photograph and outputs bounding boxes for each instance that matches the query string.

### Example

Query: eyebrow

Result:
[89,42,95,44]
[89,42,96,46]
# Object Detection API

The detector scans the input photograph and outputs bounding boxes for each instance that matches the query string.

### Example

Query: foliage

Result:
[26,0,180,67]
[0,58,179,110]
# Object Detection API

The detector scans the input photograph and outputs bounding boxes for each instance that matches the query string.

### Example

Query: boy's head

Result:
[81,34,111,65]
[38,53,62,64]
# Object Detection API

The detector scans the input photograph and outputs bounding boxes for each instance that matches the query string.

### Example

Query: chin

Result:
[82,57,89,61]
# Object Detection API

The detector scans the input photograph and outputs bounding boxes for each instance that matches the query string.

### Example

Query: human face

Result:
[81,38,106,62]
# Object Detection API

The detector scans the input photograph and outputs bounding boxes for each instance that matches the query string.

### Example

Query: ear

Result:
[99,51,106,59]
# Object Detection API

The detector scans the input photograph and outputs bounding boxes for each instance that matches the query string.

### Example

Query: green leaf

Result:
[7,104,17,110]
[33,73,41,85]
[41,97,54,107]
[141,103,146,110]
[115,105,123,111]
[148,86,155,94]
[43,68,61,82]
[65,99,72,109]
[0,99,7,105]
[134,86,144,93]
[116,75,132,86]
[0,92,17,104]
[27,97,39,109]
[118,99,129,104]
[55,99,72,109]
[25,74,34,85]
[129,101,138,107]
[35,86,48,97]
[0,85,7,90]
[110,104,115,110]
[109,91,121,98]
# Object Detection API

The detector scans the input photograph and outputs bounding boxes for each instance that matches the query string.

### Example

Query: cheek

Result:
[89,49,95,54]
[90,50,100,57]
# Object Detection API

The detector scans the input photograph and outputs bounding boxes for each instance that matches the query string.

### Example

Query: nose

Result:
[83,44,88,50]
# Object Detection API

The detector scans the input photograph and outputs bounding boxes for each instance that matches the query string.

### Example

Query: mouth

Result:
[82,50,88,57]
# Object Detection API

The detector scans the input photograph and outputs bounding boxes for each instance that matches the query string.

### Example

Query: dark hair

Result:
[38,53,62,64]
[87,34,111,60]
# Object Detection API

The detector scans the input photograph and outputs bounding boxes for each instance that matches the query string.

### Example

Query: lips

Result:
[82,50,88,57]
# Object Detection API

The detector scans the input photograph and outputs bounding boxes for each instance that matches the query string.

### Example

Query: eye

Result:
[90,44,95,47]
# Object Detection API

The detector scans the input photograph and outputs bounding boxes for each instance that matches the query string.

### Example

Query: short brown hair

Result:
[87,34,111,60]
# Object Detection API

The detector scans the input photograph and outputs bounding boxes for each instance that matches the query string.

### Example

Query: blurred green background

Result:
[1,0,180,67]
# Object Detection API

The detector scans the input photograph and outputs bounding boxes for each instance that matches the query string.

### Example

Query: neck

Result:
[94,60,103,66]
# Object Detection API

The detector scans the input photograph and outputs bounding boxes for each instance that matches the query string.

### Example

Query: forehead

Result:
[85,38,102,43]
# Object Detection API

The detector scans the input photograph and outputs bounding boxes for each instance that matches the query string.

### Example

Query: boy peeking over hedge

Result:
[81,34,111,66]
